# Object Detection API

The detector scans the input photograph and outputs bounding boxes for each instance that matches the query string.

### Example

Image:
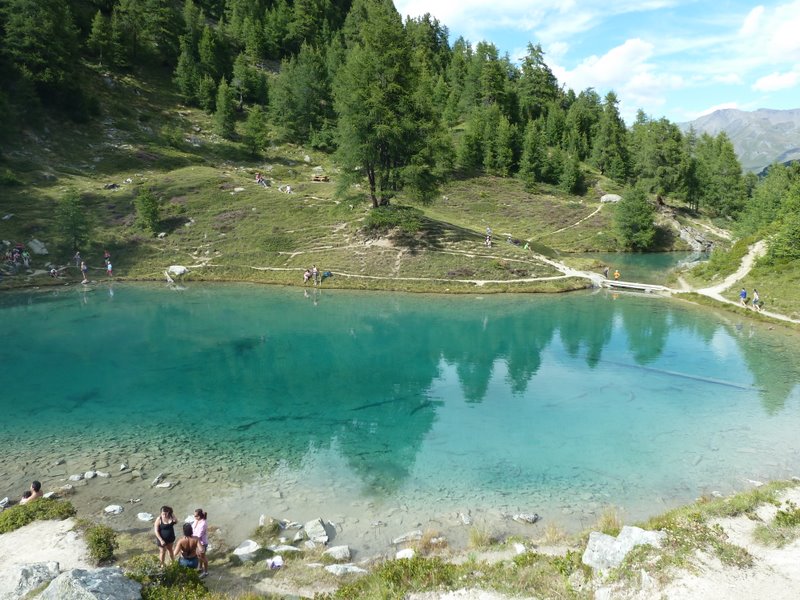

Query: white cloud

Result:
[752,70,800,92]
[713,73,744,85]
[739,6,764,36]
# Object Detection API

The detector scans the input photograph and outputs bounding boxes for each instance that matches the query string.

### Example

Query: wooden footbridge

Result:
[602,279,673,294]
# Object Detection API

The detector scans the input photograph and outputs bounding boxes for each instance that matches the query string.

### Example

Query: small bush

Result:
[126,558,207,600]
[774,501,800,527]
[363,205,423,234]
[86,524,118,564]
[0,499,76,533]
[0,168,22,186]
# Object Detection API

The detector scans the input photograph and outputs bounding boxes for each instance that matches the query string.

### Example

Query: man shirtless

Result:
[20,480,43,504]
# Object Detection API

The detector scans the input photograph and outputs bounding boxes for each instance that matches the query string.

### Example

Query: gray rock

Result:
[84,471,96,480]
[0,498,8,508]
[395,548,415,560]
[96,471,110,478]
[103,505,123,515]
[68,474,84,482]
[322,545,351,562]
[268,544,302,554]
[392,530,422,545]
[43,492,58,500]
[27,239,48,255]
[0,561,60,600]
[303,540,316,550]
[512,513,540,524]
[600,194,621,203]
[38,567,141,600]
[137,512,154,522]
[582,526,666,571]
[233,540,261,561]
[325,564,367,576]
[303,518,329,544]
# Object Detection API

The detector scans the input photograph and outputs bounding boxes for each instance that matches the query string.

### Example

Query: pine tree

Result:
[87,11,112,66]
[243,105,269,157]
[559,154,585,195]
[197,74,217,112]
[592,91,629,182]
[615,186,656,250]
[519,120,546,190]
[334,0,441,207]
[517,43,560,124]
[56,188,92,250]
[214,77,236,138]
[174,40,200,104]
[135,189,161,234]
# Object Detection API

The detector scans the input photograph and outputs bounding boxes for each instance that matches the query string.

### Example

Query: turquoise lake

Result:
[2,283,800,546]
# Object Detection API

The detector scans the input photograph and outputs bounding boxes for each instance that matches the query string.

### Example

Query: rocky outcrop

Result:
[0,561,60,600]
[582,526,666,572]
[38,567,141,599]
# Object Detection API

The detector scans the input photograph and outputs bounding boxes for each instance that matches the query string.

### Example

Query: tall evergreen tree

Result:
[592,91,629,182]
[214,77,236,138]
[334,0,440,207]
[615,186,656,250]
[517,43,559,124]
[87,10,112,66]
[519,119,546,190]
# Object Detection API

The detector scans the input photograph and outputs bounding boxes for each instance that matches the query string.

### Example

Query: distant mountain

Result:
[680,108,800,172]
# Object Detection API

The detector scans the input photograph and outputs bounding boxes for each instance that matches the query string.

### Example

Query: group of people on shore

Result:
[154,506,210,577]
[740,288,763,311]
[303,264,331,286]
[73,250,113,283]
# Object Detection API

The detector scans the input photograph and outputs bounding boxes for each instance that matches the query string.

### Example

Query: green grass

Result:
[0,499,76,533]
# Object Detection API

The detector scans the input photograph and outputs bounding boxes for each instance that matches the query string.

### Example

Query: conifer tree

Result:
[174,40,200,104]
[87,11,112,66]
[592,91,629,182]
[334,0,441,207]
[214,77,236,138]
[519,120,546,190]
[615,186,656,250]
[243,105,269,157]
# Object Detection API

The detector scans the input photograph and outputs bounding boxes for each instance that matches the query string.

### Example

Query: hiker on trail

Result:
[613,269,620,281]
[740,288,747,306]
[752,289,761,311]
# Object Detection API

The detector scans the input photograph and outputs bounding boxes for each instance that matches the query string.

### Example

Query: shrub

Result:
[363,205,423,234]
[0,168,22,186]
[125,558,207,600]
[135,189,161,234]
[0,499,76,533]
[85,524,118,564]
[774,501,800,527]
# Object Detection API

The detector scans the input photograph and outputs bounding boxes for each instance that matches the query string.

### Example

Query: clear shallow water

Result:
[2,284,800,545]
[574,251,705,284]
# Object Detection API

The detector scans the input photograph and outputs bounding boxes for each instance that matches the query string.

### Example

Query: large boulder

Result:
[303,518,330,544]
[27,239,48,255]
[582,526,666,572]
[600,194,621,203]
[322,545,351,562]
[0,561,60,600]
[38,567,141,600]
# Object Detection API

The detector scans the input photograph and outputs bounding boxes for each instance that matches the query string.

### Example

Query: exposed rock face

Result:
[0,561,60,600]
[582,526,666,571]
[38,567,141,600]
[600,194,621,203]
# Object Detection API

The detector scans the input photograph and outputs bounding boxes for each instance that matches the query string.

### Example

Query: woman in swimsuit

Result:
[174,522,200,569]
[154,505,177,566]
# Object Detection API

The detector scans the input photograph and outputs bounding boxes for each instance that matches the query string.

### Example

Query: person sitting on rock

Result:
[20,480,42,504]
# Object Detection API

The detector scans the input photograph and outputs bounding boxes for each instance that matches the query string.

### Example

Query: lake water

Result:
[2,283,799,552]
[572,251,705,284]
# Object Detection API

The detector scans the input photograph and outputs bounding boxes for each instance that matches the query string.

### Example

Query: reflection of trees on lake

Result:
[12,287,800,496]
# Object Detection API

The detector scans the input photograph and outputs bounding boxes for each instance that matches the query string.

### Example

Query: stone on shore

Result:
[38,567,141,600]
[0,561,60,600]
[393,530,423,545]
[303,518,330,544]
[582,526,666,572]
[325,564,367,576]
[103,505,123,515]
[233,540,261,561]
[395,548,415,560]
[512,513,540,524]
[268,544,302,554]
[137,512,154,522]
[323,545,351,562]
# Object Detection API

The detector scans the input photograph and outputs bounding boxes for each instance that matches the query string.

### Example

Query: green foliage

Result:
[214,78,236,138]
[615,187,656,250]
[87,11,112,66]
[0,168,22,186]
[559,153,585,195]
[691,236,754,282]
[126,557,207,600]
[774,501,800,527]
[135,189,161,234]
[592,92,629,182]
[85,524,118,564]
[363,205,422,234]
[693,132,745,217]
[0,499,76,534]
[55,188,93,251]
[243,105,269,157]
[333,556,458,599]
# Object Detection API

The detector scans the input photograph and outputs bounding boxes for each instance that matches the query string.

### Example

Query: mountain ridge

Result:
[680,107,800,172]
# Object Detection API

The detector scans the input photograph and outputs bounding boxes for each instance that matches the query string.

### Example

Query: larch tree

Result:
[333,0,441,207]
[592,91,629,182]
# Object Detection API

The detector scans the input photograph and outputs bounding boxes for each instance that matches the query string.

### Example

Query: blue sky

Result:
[394,0,800,124]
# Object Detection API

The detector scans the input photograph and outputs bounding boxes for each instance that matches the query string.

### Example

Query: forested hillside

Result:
[1,0,799,282]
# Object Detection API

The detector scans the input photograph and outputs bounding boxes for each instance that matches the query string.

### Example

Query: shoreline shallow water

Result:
[3,283,800,556]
